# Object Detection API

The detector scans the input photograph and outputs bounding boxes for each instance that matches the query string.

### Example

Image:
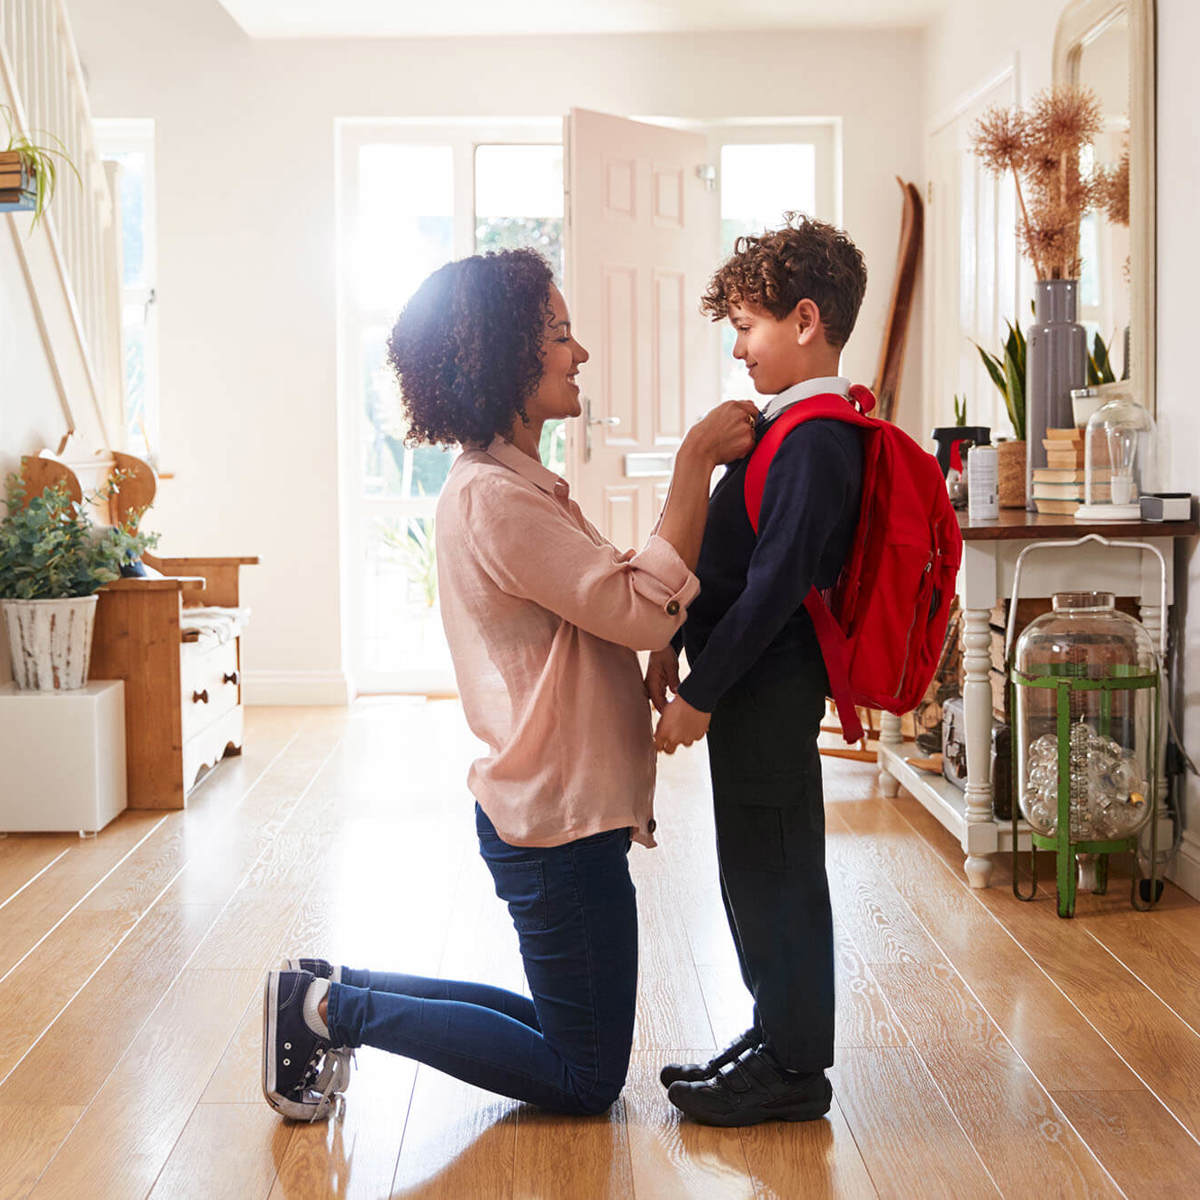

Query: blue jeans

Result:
[325,805,638,1114]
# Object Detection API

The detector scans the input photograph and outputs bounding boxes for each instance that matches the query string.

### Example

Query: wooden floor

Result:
[3,699,1200,1198]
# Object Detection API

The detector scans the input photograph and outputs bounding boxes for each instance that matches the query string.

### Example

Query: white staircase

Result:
[0,0,122,485]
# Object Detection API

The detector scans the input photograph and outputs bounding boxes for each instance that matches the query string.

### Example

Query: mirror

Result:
[1054,0,1155,415]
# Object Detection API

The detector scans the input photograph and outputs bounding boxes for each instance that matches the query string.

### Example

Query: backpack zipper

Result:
[892,555,934,698]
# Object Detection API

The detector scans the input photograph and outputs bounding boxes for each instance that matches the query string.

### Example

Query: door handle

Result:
[584,396,620,463]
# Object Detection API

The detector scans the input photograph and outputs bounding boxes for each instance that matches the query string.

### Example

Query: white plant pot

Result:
[1,595,99,691]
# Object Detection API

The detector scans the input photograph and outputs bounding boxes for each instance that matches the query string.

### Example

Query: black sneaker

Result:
[667,1048,832,1127]
[262,969,343,1121]
[281,956,342,984]
[660,1028,759,1087]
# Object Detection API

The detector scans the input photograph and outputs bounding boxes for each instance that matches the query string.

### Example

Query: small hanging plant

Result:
[1,103,82,227]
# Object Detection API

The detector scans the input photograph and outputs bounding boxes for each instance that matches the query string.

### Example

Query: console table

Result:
[876,509,1198,888]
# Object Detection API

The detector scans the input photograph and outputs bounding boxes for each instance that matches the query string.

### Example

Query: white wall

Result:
[1156,0,1200,896]
[923,0,1200,896]
[64,0,925,704]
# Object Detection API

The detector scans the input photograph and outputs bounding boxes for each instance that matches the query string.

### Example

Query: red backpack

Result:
[744,385,962,744]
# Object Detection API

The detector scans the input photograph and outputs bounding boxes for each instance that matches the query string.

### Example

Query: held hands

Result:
[682,400,760,467]
[644,648,710,753]
[644,647,680,714]
[653,695,712,755]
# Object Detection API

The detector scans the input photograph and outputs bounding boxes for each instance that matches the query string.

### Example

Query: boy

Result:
[647,215,867,1126]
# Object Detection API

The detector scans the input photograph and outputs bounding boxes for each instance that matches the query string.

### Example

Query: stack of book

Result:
[1032,428,1085,514]
[1032,427,1112,513]
[0,151,34,209]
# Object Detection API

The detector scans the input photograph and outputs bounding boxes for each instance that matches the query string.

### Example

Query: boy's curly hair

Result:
[387,248,554,447]
[700,214,867,349]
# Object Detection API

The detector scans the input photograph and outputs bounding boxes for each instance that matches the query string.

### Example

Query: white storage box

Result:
[0,680,127,835]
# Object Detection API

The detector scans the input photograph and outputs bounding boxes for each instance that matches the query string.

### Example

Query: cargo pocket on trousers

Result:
[487,859,549,933]
[717,803,787,872]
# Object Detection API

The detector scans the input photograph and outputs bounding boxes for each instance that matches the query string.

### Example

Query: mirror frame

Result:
[1054,0,1156,416]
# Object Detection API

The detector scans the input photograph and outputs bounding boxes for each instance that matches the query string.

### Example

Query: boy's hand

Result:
[644,647,680,713]
[654,695,711,754]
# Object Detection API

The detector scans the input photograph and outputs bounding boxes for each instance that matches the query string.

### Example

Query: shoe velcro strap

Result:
[718,1062,755,1094]
[710,1031,756,1071]
[740,1051,788,1093]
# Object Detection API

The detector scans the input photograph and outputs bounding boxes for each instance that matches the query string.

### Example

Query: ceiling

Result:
[214,0,950,39]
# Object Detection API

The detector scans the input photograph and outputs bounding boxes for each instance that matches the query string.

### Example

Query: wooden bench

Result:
[19,449,258,809]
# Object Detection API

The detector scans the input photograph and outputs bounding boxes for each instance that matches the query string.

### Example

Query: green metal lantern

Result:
[1006,536,1165,917]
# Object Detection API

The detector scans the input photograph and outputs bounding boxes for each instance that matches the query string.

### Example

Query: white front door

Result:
[563,108,720,550]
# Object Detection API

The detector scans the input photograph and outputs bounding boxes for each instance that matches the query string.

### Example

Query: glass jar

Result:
[1076,392,1157,520]
[1014,592,1157,841]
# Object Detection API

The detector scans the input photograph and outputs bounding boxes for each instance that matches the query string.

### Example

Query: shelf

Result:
[877,738,1033,852]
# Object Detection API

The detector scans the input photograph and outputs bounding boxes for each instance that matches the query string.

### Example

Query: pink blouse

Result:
[435,437,699,848]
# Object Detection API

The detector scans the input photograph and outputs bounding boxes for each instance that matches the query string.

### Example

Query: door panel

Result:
[565,108,719,549]
[926,72,1020,440]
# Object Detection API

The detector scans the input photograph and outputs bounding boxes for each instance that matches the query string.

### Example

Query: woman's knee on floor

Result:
[555,1066,626,1116]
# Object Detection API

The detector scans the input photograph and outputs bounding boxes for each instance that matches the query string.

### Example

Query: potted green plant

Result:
[1,103,81,225]
[0,474,158,690]
[974,320,1027,508]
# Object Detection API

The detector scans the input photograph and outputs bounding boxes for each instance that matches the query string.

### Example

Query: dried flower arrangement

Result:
[972,85,1103,280]
[1095,148,1130,227]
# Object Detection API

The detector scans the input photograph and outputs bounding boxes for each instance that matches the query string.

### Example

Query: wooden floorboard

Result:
[4,701,1200,1198]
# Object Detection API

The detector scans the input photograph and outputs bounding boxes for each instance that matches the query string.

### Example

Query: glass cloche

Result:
[1075,391,1157,521]
[1014,592,1156,842]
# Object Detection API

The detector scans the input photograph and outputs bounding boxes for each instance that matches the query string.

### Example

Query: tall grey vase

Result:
[1025,279,1087,511]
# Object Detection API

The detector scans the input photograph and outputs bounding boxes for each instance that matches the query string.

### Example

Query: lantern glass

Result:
[1077,392,1156,520]
[1015,591,1156,841]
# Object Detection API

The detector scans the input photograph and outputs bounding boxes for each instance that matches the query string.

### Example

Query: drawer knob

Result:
[223,671,240,686]
[192,689,209,704]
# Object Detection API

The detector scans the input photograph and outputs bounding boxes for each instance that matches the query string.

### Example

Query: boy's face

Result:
[727,298,817,395]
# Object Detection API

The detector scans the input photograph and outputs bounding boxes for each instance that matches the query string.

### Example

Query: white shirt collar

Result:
[761,376,851,422]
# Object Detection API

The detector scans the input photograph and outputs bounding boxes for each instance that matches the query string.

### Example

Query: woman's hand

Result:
[644,647,680,713]
[681,400,760,467]
[654,695,711,754]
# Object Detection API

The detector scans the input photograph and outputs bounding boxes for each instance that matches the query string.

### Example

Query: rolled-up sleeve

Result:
[461,480,698,650]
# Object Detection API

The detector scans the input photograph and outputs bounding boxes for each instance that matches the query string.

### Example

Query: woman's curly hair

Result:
[700,213,867,349]
[387,248,554,447]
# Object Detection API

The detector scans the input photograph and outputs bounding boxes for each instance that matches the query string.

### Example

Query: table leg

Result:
[963,606,996,888]
[1138,599,1171,873]
[878,711,902,797]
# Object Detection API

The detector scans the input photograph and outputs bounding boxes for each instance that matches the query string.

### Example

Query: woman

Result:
[262,248,757,1121]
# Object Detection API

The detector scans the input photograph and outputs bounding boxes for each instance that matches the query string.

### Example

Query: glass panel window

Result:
[95,120,157,462]
[110,151,146,288]
[474,144,564,283]
[475,143,567,469]
[718,143,818,401]
[355,144,454,315]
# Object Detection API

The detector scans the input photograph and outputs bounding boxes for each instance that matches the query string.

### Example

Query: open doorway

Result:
[337,115,838,695]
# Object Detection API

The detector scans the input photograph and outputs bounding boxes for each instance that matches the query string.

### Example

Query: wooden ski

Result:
[871,178,924,424]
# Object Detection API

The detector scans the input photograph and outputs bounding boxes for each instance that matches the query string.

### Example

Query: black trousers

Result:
[705,654,834,1072]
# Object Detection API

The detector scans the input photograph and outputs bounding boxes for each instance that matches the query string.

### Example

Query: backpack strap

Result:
[743,386,877,745]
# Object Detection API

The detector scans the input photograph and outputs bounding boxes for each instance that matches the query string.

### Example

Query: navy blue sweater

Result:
[676,415,863,713]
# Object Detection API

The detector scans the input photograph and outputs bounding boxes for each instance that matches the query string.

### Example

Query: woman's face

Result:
[527,285,589,423]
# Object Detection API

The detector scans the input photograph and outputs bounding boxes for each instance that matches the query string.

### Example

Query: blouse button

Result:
[666,600,680,616]
[647,818,657,834]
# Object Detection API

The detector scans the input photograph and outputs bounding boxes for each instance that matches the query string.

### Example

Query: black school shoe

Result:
[262,969,344,1121]
[659,1028,760,1087]
[667,1048,832,1127]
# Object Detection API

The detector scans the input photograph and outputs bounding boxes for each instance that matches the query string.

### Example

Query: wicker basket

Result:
[996,439,1026,509]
